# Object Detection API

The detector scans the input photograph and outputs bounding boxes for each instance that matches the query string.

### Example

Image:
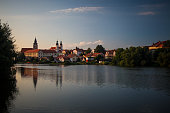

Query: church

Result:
[22,38,64,58]
[50,40,63,52]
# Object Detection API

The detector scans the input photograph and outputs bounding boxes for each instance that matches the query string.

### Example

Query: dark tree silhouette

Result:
[0,19,16,75]
[0,19,18,113]
[94,45,106,54]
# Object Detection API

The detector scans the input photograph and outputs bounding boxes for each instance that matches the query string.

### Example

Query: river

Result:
[10,64,170,113]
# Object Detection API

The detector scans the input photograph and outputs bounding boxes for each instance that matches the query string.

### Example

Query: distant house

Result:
[21,48,33,53]
[73,47,84,56]
[105,50,116,59]
[83,53,104,62]
[67,54,78,62]
[62,49,70,55]
[57,55,70,62]
[148,41,169,50]
[39,50,57,58]
[24,49,57,59]
[24,49,40,58]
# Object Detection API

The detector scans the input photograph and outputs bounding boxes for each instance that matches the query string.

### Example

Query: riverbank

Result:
[16,61,170,68]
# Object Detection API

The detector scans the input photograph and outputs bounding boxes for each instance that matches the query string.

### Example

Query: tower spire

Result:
[33,37,38,49]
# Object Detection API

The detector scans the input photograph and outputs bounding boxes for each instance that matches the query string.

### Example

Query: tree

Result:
[163,40,170,47]
[49,55,54,62]
[16,52,25,62]
[0,20,16,73]
[85,48,92,54]
[94,45,106,54]
[112,47,152,67]
[95,54,104,62]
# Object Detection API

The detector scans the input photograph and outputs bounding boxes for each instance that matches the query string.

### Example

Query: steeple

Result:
[34,37,37,44]
[56,40,59,52]
[60,41,63,51]
[33,37,38,49]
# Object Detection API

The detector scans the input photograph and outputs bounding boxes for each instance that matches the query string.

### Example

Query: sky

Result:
[0,0,170,50]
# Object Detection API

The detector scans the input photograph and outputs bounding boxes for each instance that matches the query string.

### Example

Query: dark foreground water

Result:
[9,64,170,113]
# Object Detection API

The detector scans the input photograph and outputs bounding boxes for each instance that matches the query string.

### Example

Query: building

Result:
[83,53,104,62]
[73,47,84,56]
[57,55,70,62]
[148,41,169,50]
[105,50,116,59]
[50,40,63,53]
[39,50,57,58]
[24,49,40,58]
[24,49,57,59]
[33,37,38,49]
[21,38,38,53]
[67,54,78,62]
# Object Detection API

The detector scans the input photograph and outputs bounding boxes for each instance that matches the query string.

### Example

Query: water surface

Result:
[11,64,170,113]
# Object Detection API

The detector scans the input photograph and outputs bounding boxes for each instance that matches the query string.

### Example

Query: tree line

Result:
[111,46,170,67]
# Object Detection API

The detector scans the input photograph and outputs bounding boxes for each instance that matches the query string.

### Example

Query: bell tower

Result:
[60,41,63,51]
[56,40,59,52]
[33,37,38,49]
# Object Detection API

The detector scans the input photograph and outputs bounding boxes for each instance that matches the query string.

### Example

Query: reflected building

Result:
[21,68,38,90]
[20,67,63,89]
[56,70,62,89]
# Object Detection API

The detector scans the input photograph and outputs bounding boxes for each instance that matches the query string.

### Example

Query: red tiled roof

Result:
[57,55,65,58]
[151,41,166,47]
[57,55,69,60]
[21,48,33,53]
[24,49,40,53]
[40,50,57,53]
[67,54,77,58]
[50,47,61,50]
[84,53,92,57]
[91,53,103,57]
[50,47,56,50]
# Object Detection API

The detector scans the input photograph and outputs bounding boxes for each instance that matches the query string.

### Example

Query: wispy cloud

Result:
[137,3,165,16]
[65,40,104,49]
[138,11,156,16]
[139,4,165,9]
[49,7,103,13]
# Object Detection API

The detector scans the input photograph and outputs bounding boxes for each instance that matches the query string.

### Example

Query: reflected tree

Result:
[0,70,18,113]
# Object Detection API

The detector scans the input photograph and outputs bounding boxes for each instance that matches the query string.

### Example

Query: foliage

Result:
[95,54,104,62]
[15,52,25,62]
[153,48,170,67]
[112,47,151,67]
[85,48,92,54]
[163,40,170,47]
[79,53,84,56]
[0,20,16,69]
[49,55,54,62]
[94,45,106,54]
[76,57,81,62]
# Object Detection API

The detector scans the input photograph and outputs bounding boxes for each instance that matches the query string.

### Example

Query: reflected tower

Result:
[56,70,62,89]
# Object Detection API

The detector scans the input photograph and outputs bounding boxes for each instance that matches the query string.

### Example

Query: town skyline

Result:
[0,0,170,50]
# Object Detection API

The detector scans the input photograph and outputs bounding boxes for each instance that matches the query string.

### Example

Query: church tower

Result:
[60,41,63,51]
[33,37,38,49]
[56,40,59,52]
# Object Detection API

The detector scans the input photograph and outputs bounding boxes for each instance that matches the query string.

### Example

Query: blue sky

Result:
[0,0,170,50]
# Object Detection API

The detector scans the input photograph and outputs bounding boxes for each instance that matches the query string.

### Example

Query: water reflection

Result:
[13,65,170,113]
[0,69,18,113]
[56,71,62,89]
[19,67,63,89]
[17,65,170,95]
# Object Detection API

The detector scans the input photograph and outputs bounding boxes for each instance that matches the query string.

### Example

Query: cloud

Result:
[65,40,104,49]
[139,4,165,9]
[138,11,156,16]
[49,7,103,13]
